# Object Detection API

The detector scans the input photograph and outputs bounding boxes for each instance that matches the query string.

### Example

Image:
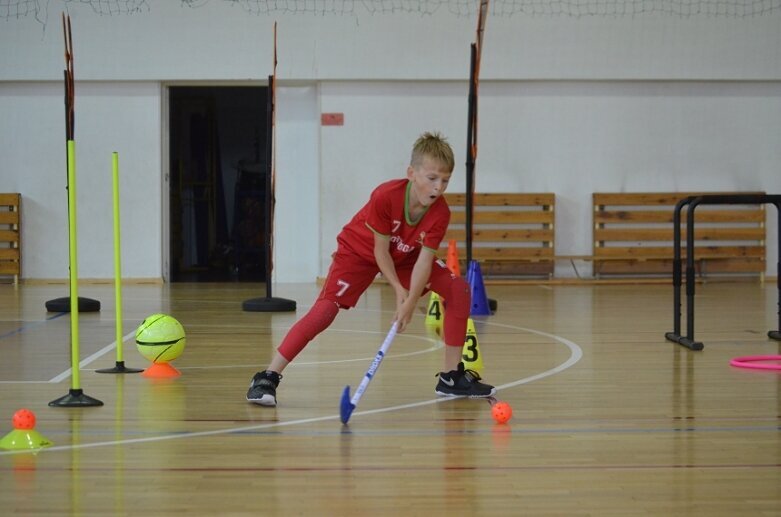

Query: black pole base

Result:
[96,361,144,374]
[45,296,101,313]
[48,388,104,407]
[488,298,498,312]
[664,332,704,351]
[768,330,781,341]
[243,297,297,312]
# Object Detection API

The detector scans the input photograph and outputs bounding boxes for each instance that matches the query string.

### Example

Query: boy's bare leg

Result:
[267,353,289,374]
[444,345,462,372]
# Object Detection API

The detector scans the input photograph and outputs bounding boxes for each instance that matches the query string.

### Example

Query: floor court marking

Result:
[0,320,133,384]
[0,312,67,341]
[176,329,443,370]
[7,301,509,381]
[0,319,583,456]
[3,323,440,383]
[47,330,137,383]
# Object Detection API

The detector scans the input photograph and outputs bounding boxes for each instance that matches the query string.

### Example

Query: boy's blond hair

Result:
[410,132,455,173]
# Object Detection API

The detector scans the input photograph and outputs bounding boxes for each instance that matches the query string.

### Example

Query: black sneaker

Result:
[435,362,496,398]
[246,370,281,406]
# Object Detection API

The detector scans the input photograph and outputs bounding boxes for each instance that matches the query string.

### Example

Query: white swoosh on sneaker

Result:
[440,377,455,387]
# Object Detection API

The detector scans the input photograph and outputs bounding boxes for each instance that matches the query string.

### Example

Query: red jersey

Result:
[337,179,450,267]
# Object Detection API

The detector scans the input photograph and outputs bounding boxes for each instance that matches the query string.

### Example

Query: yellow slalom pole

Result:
[49,141,103,405]
[67,139,82,390]
[112,152,124,363]
[96,152,141,375]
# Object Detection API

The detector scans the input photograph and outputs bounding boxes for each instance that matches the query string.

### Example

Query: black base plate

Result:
[45,297,101,313]
[48,389,104,407]
[242,297,297,312]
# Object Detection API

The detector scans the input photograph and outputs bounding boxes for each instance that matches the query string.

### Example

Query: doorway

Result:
[168,86,268,282]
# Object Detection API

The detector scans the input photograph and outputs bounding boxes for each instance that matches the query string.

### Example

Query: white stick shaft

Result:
[350,323,398,406]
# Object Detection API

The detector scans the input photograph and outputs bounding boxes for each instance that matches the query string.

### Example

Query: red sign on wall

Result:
[321,113,344,126]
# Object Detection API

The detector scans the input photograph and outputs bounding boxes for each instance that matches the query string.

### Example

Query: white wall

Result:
[318,80,781,276]
[0,3,779,282]
[0,81,162,280]
[275,85,321,283]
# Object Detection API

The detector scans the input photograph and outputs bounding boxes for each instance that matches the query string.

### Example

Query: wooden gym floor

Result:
[0,280,779,515]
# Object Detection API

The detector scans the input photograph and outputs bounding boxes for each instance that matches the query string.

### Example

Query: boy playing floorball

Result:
[247,132,495,406]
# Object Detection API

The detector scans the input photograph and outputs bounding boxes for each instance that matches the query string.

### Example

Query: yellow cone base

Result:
[0,429,54,451]
[461,318,484,374]
[142,362,181,379]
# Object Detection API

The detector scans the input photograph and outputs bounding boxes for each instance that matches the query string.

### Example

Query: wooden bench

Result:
[441,193,555,277]
[590,192,766,278]
[0,193,21,285]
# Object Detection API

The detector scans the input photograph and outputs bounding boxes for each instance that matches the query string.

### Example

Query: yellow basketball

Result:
[135,314,186,364]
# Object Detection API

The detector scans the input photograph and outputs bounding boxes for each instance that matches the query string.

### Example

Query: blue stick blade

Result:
[339,385,355,424]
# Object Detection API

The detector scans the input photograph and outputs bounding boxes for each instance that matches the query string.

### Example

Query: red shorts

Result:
[318,249,455,309]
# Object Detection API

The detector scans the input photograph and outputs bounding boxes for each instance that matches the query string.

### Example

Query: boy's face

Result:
[407,156,452,208]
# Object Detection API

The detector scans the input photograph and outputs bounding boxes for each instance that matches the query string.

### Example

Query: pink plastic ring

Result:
[729,355,781,371]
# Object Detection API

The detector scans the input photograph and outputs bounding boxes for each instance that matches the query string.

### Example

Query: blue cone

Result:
[467,260,491,316]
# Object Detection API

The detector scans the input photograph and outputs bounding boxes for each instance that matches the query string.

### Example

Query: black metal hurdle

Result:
[665,194,781,351]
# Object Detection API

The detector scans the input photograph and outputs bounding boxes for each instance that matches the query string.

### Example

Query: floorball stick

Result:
[339,322,399,424]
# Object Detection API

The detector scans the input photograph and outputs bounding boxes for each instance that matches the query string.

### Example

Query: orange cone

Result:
[142,362,181,379]
[446,239,461,276]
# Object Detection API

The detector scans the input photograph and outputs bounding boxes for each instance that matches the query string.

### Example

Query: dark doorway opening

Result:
[169,86,268,282]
